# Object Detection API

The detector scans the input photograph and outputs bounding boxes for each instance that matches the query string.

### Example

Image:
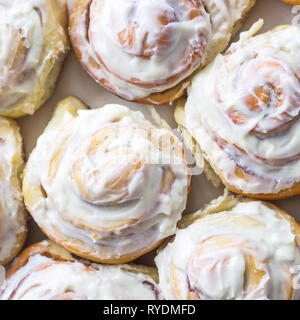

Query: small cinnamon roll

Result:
[0,241,162,300]
[23,96,190,264]
[69,0,255,104]
[0,0,69,118]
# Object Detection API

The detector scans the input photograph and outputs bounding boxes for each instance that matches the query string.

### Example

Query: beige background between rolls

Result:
[17,0,299,266]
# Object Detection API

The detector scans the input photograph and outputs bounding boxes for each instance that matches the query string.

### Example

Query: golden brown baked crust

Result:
[281,0,300,5]
[0,117,27,265]
[7,240,159,281]
[179,190,300,238]
[6,240,73,278]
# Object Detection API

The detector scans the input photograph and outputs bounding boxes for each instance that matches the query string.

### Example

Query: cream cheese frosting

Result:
[0,0,44,111]
[155,200,300,300]
[0,0,69,117]
[70,0,254,101]
[23,99,190,262]
[185,22,300,194]
[1,249,160,300]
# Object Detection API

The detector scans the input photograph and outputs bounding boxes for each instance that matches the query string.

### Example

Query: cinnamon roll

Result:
[23,96,190,264]
[69,0,255,104]
[155,192,300,300]
[0,0,69,118]
[0,240,161,300]
[0,117,26,265]
[176,22,300,199]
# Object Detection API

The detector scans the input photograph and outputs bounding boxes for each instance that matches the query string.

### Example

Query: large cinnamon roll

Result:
[23,96,190,264]
[0,117,26,265]
[155,192,300,300]
[69,0,255,104]
[176,22,300,199]
[0,240,161,300]
[0,0,69,118]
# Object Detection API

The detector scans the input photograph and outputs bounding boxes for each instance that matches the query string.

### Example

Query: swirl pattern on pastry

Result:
[0,241,161,300]
[155,199,300,300]
[69,0,255,104]
[185,23,300,198]
[0,117,26,265]
[23,96,190,263]
[0,0,69,118]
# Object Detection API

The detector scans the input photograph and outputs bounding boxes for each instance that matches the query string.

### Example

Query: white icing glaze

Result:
[26,103,189,260]
[155,201,300,300]
[0,117,25,263]
[0,253,159,300]
[185,23,300,194]
[70,0,248,100]
[0,0,45,111]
